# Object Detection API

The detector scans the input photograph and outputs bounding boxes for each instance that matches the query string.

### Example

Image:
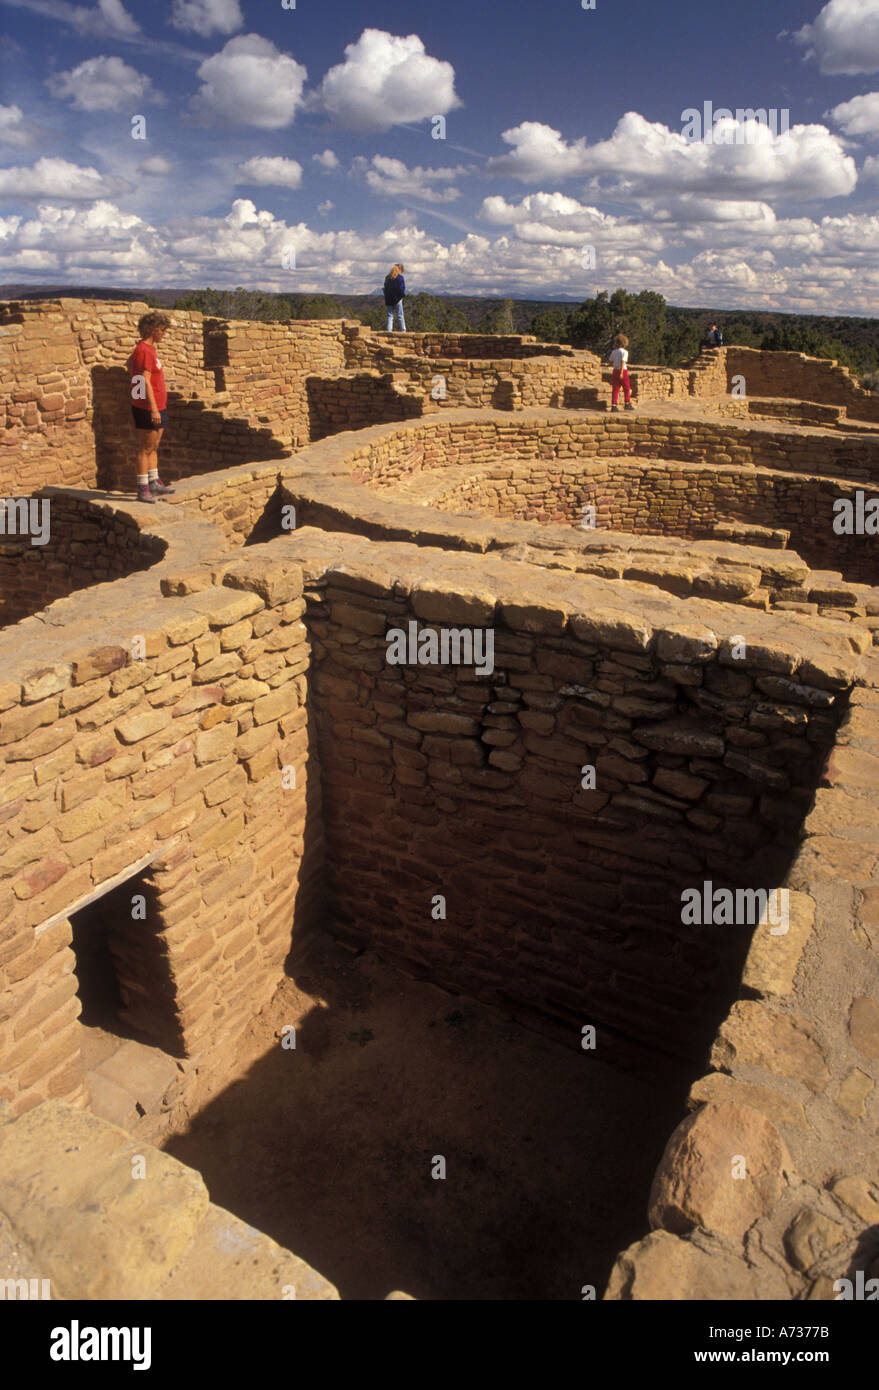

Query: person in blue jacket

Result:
[383,263,406,331]
[704,322,723,348]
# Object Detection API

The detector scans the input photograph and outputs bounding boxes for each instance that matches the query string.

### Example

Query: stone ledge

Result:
[0,1100,337,1300]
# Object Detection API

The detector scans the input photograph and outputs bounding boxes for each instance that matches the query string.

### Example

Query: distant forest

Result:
[4,281,878,385]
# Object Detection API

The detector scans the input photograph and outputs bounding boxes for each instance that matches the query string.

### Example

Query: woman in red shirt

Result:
[128,311,175,503]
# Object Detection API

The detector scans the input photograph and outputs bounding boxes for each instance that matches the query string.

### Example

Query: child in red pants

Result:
[609,333,634,411]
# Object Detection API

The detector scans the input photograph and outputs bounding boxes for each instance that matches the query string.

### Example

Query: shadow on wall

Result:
[69,870,186,1058]
[304,374,422,442]
[91,367,289,492]
[244,482,290,547]
[0,493,166,627]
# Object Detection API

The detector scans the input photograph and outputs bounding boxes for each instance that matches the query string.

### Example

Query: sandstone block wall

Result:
[350,412,879,490]
[345,329,578,362]
[724,347,879,422]
[424,456,879,584]
[284,529,858,1058]
[606,670,879,1300]
[0,493,167,627]
[0,544,320,1115]
[0,303,93,493]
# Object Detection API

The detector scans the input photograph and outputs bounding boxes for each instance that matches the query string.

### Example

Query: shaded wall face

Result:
[305,579,845,1059]
[0,496,166,627]
[430,460,879,586]
[92,367,291,492]
[0,576,319,1114]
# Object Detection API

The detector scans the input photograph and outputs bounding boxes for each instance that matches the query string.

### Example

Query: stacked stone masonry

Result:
[2,300,879,1301]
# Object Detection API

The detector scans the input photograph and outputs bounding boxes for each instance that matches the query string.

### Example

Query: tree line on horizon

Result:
[171,286,879,385]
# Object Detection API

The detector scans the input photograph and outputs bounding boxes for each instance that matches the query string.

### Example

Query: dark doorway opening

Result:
[68,871,184,1057]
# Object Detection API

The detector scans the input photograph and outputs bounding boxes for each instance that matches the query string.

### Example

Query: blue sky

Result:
[1,0,879,310]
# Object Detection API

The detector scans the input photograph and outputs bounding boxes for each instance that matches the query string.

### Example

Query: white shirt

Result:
[610,347,628,371]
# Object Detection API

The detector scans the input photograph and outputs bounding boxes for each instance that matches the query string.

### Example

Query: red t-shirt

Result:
[129,339,167,410]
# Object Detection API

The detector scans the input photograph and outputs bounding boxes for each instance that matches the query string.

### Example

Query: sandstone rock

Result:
[741,890,814,997]
[633,721,724,757]
[785,1208,846,1274]
[0,1100,209,1299]
[72,647,127,684]
[836,1068,873,1118]
[711,1001,829,1093]
[22,664,71,702]
[830,1176,879,1225]
[569,607,653,652]
[687,1072,807,1130]
[648,1102,791,1241]
[605,1230,756,1300]
[655,624,718,663]
[411,585,495,626]
[849,996,879,1059]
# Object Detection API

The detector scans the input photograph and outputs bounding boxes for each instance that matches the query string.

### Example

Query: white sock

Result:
[148,468,158,481]
[137,474,148,487]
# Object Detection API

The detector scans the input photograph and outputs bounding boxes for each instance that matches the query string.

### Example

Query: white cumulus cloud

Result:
[478,192,663,250]
[47,55,161,111]
[191,34,308,129]
[236,156,303,188]
[313,149,339,170]
[828,91,879,136]
[486,113,857,202]
[0,104,40,148]
[314,28,461,132]
[794,0,879,75]
[353,154,463,203]
[0,157,130,199]
[170,0,243,37]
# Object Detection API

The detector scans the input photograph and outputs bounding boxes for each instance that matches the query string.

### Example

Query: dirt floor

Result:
[158,932,696,1300]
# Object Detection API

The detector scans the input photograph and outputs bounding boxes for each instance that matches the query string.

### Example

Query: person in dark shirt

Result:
[704,322,723,348]
[383,264,406,331]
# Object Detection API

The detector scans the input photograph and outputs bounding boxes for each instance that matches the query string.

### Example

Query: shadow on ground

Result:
[163,932,694,1300]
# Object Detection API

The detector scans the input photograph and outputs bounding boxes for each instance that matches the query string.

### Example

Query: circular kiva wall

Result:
[425,460,879,585]
[0,493,166,627]
[348,415,879,585]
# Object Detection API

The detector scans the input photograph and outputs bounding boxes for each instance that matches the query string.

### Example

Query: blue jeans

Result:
[386,301,406,331]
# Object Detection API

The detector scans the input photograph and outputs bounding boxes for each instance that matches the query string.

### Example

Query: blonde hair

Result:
[614,333,629,348]
[388,264,404,278]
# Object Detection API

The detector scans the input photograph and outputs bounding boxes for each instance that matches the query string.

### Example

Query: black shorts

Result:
[131,407,167,431]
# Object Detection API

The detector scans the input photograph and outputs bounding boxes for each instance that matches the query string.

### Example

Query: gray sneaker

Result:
[137,484,156,504]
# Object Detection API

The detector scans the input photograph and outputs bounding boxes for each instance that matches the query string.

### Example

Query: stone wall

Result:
[424,456,879,584]
[347,409,879,490]
[281,528,858,1060]
[0,302,93,493]
[0,541,320,1115]
[606,668,879,1300]
[346,329,579,361]
[724,346,879,422]
[343,325,603,410]
[0,493,166,627]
